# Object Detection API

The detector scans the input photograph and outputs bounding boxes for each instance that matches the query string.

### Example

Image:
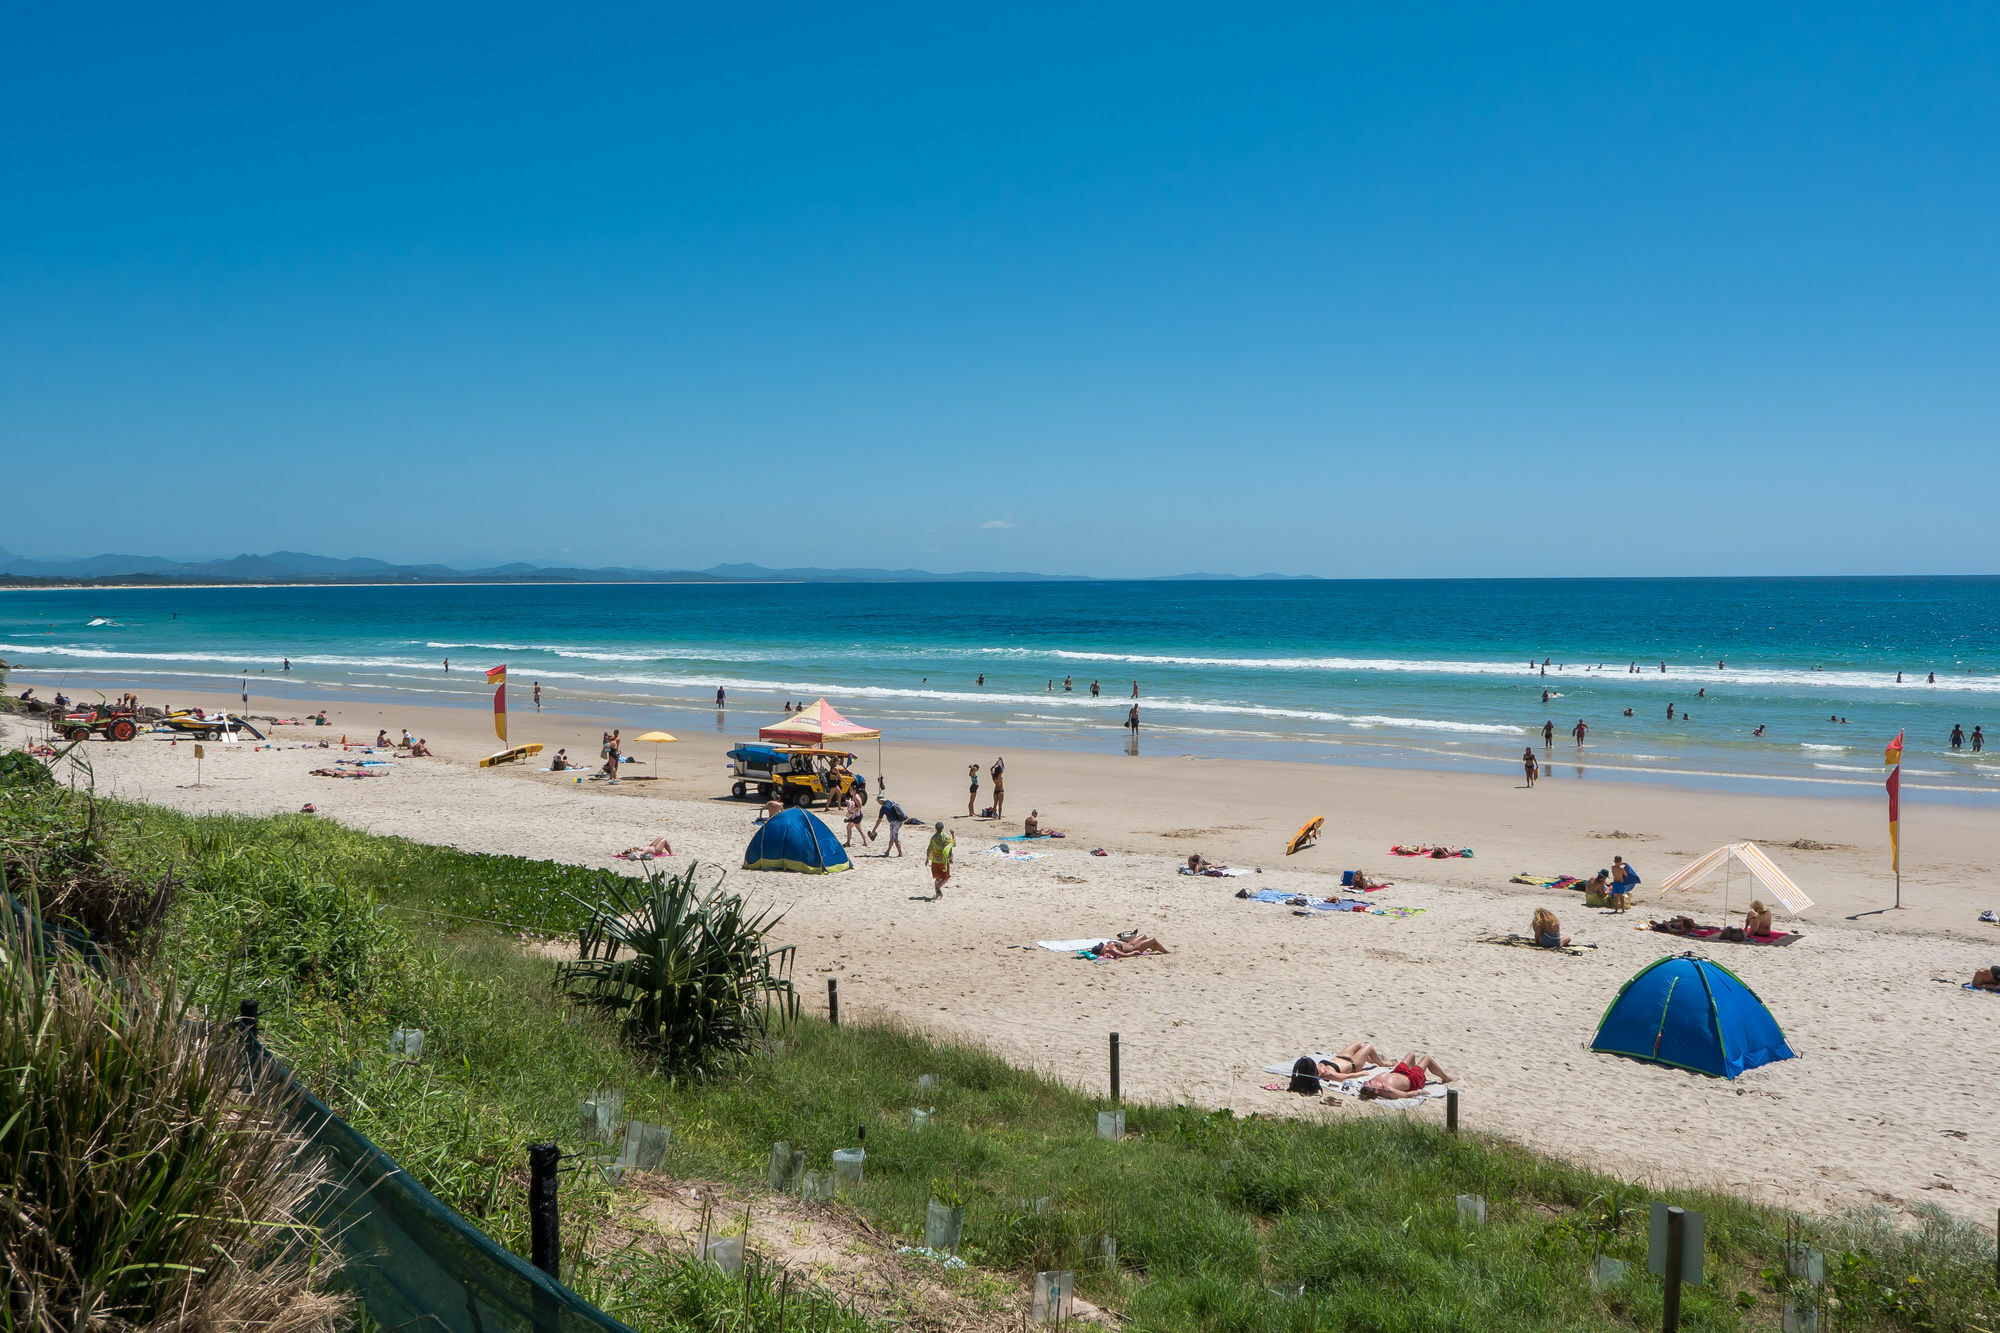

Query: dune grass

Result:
[12,788,1998,1332]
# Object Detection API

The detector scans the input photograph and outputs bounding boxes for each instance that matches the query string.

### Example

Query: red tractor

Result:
[56,708,140,743]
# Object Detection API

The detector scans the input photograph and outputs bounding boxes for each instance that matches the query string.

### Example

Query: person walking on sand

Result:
[1572,718,1588,747]
[1523,747,1539,787]
[990,756,1006,818]
[533,681,541,712]
[841,789,869,847]
[925,823,955,899]
[967,762,980,817]
[871,795,910,857]
[1542,719,1554,749]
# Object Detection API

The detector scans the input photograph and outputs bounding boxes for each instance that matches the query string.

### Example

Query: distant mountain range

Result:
[0,547,1318,586]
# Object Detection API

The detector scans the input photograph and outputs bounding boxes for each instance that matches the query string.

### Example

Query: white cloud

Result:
[980,519,1014,529]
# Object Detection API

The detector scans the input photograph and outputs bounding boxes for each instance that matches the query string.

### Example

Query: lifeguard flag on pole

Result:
[487,665,507,744]
[1886,765,1901,874]
[1884,730,1904,766]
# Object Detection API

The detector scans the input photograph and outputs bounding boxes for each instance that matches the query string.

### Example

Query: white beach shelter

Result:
[1655,842,1812,920]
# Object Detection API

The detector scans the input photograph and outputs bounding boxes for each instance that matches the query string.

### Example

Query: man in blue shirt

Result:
[870,795,911,857]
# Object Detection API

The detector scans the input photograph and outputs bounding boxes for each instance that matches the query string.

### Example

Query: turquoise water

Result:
[5,578,1999,799]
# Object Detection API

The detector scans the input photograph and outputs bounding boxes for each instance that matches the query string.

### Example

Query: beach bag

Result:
[1340,871,1355,887]
[982,806,996,818]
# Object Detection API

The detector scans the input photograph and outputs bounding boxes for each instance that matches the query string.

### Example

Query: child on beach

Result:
[926,824,955,899]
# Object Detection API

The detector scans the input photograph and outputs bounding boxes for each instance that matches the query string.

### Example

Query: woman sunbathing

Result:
[1092,933,1169,959]
[618,835,674,859]
[1360,1053,1454,1099]
[1350,871,1382,891]
[1743,899,1774,937]
[1314,1042,1389,1079]
[1531,907,1570,948]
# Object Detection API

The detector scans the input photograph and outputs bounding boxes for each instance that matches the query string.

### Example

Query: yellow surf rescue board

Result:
[479,743,544,768]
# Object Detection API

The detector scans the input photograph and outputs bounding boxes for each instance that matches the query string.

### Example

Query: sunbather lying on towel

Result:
[1350,871,1384,891]
[1314,1042,1389,1079]
[617,836,673,860]
[1092,933,1169,959]
[1972,966,2000,992]
[1360,1053,1453,1099]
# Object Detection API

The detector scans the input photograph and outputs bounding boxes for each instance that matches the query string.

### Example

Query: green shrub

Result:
[0,913,348,1332]
[559,861,797,1075]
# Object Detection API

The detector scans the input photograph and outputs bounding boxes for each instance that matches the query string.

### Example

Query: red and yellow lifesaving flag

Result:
[1886,765,1900,875]
[1883,730,1903,766]
[487,665,507,744]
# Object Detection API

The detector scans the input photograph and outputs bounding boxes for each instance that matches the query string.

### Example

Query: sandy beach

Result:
[9,679,1997,1225]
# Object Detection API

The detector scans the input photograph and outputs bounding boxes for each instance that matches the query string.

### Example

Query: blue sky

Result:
[4,4,1996,577]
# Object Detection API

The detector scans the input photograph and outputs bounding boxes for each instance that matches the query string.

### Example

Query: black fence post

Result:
[529,1143,561,1279]
[235,998,261,1041]
[1446,1088,1459,1134]
[1109,1032,1120,1102]
[827,978,839,1027]
[1661,1206,1685,1333]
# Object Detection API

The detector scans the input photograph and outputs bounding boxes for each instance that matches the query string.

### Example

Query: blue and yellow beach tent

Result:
[743,807,852,874]
[1590,953,1793,1079]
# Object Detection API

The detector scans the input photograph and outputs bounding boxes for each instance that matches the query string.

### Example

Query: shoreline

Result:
[7,681,1997,1225]
[15,666,2000,808]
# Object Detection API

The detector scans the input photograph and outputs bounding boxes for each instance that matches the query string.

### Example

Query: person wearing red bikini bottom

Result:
[1361,1053,1454,1099]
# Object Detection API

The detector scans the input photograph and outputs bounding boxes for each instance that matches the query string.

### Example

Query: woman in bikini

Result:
[967,763,980,817]
[1361,1053,1454,1099]
[1743,899,1774,937]
[1093,934,1169,958]
[1314,1042,1389,1079]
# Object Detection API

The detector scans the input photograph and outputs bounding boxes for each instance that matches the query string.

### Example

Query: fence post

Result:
[1109,1032,1120,1102]
[1446,1088,1459,1134]
[1661,1206,1685,1333]
[529,1143,561,1279]
[828,978,840,1027]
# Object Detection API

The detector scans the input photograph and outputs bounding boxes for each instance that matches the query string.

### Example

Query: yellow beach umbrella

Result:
[635,730,678,779]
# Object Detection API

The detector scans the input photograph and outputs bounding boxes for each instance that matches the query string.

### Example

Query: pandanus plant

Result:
[559,861,797,1073]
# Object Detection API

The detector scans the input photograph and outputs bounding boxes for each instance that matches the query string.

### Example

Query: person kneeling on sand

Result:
[1093,933,1169,959]
[376,729,392,747]
[409,737,433,757]
[1360,1053,1453,1099]
[1972,967,2000,992]
[550,748,570,771]
[1531,907,1571,948]
[1744,899,1775,937]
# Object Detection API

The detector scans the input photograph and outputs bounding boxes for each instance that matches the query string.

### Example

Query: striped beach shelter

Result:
[1655,842,1812,921]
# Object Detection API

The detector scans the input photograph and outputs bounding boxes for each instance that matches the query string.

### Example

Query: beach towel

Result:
[990,846,1045,861]
[1037,938,1110,953]
[1511,873,1582,889]
[1179,865,1254,877]
[1001,833,1064,842]
[1646,923,1802,947]
[1367,906,1426,920]
[1964,984,2000,994]
[1479,932,1597,956]
[1244,889,1369,912]
[1338,1075,1450,1106]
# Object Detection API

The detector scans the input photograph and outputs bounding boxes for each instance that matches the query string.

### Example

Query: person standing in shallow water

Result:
[1542,720,1554,749]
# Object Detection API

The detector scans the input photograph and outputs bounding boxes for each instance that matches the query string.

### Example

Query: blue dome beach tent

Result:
[744,808,852,874]
[1591,954,1794,1079]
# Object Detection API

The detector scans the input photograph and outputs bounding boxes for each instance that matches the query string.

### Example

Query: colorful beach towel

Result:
[1646,923,1801,947]
[1510,873,1582,889]
[1367,906,1426,920]
[990,846,1045,861]
[1244,889,1370,912]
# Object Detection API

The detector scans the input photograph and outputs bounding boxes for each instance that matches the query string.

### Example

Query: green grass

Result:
[12,788,1999,1333]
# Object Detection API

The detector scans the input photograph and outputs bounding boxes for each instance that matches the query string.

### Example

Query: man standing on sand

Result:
[925,823,955,899]
[990,756,1006,818]
[1572,718,1588,747]
[871,795,910,856]
[1523,747,1539,787]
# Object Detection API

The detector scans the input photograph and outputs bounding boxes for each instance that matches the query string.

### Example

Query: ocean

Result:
[5,577,1999,800]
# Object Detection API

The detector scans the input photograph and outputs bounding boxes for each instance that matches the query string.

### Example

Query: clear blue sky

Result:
[4,5,1996,577]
